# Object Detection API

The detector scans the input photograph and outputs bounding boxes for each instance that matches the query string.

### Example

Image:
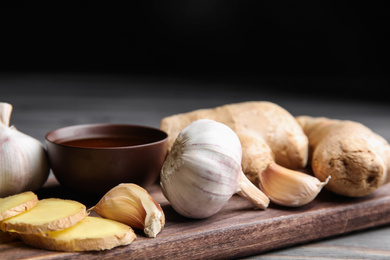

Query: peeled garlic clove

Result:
[160,119,269,219]
[0,103,50,197]
[91,183,165,238]
[259,162,330,207]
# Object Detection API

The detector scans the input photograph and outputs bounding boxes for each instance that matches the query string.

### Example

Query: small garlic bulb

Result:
[0,103,50,197]
[160,119,269,219]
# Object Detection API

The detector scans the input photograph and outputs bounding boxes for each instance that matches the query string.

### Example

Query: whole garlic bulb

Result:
[0,102,50,197]
[160,119,269,219]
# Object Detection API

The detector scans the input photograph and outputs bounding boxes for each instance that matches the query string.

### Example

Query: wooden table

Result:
[1,73,390,259]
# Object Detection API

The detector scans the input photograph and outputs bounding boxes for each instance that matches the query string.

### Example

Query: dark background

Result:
[1,1,389,101]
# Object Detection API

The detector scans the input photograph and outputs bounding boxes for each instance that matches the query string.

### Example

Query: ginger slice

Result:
[1,198,87,234]
[0,191,38,221]
[18,216,136,252]
[0,228,16,243]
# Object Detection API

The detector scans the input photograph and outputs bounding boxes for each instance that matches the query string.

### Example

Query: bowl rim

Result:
[45,123,168,150]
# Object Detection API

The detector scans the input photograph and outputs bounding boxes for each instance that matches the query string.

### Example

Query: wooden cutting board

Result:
[1,177,390,260]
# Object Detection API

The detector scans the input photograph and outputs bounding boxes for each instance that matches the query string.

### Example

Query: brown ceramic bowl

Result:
[45,124,168,195]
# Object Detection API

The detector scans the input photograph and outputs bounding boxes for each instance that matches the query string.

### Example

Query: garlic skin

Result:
[259,162,330,207]
[0,103,50,197]
[160,119,269,219]
[91,183,165,238]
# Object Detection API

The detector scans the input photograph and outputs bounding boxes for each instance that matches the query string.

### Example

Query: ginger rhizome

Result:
[160,101,332,207]
[297,116,390,197]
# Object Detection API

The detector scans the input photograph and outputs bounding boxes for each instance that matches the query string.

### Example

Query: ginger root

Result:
[161,101,309,186]
[296,116,390,197]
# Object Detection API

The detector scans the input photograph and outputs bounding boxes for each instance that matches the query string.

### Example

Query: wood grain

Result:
[1,177,390,260]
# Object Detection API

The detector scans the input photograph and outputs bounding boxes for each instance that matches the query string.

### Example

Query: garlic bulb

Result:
[0,103,50,197]
[160,119,269,219]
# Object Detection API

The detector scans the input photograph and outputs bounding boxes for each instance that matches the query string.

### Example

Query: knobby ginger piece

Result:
[161,101,309,185]
[297,116,390,197]
[1,198,87,234]
[17,216,136,252]
[238,134,274,185]
[0,191,38,221]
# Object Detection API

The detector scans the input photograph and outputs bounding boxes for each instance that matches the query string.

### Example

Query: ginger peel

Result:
[18,216,136,252]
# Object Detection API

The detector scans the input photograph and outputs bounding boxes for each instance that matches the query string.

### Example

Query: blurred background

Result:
[1,1,389,142]
[1,1,389,87]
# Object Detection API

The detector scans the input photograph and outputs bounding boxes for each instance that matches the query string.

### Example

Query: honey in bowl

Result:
[45,123,168,195]
[60,136,157,148]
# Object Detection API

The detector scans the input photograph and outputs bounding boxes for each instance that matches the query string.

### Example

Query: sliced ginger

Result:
[1,191,138,252]
[0,191,38,221]
[1,198,87,234]
[0,228,16,243]
[17,216,136,252]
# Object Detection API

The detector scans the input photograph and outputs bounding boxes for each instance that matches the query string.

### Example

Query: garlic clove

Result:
[91,183,165,238]
[259,162,330,207]
[235,171,269,209]
[90,185,146,230]
[126,184,165,238]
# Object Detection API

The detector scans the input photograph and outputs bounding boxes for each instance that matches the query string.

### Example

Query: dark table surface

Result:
[1,73,390,259]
